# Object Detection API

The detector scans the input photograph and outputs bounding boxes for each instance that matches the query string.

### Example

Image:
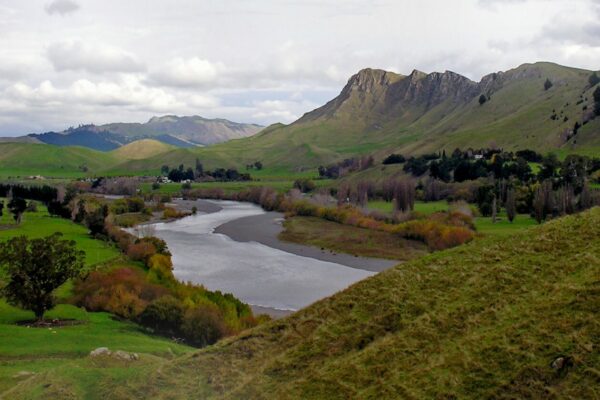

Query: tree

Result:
[85,205,108,236]
[533,186,545,223]
[8,198,27,224]
[382,154,406,165]
[0,200,3,217]
[544,78,553,91]
[181,305,228,347]
[589,72,600,87]
[139,295,185,336]
[478,94,487,105]
[195,158,204,177]
[579,183,592,210]
[491,195,498,223]
[506,189,516,223]
[539,153,560,180]
[254,161,263,170]
[0,233,84,321]
[160,165,170,175]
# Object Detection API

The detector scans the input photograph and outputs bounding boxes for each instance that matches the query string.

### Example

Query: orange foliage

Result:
[127,241,156,264]
[72,267,168,318]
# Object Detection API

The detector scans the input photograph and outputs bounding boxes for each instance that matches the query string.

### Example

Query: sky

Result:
[0,0,599,136]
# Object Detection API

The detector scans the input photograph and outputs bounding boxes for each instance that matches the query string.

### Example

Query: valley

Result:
[0,61,599,399]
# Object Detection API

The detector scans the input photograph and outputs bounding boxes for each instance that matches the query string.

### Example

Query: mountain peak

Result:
[346,68,401,94]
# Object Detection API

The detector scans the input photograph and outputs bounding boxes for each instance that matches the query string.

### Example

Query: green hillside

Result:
[108,208,600,399]
[0,143,120,178]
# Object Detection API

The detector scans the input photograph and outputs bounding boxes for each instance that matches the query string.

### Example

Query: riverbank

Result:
[214,211,397,272]
[169,198,223,214]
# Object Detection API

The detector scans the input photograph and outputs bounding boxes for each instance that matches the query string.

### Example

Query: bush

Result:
[138,295,185,336]
[163,207,188,220]
[146,254,175,285]
[181,305,229,347]
[293,179,316,193]
[72,268,168,319]
[382,154,406,164]
[127,241,157,264]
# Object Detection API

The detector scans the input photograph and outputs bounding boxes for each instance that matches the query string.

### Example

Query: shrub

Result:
[72,267,168,319]
[146,254,175,285]
[106,223,136,252]
[127,241,157,264]
[382,154,406,165]
[293,179,316,193]
[138,295,185,336]
[163,207,188,220]
[181,305,229,347]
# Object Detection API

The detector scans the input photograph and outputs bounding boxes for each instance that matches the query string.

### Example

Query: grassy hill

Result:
[109,139,175,160]
[0,143,120,178]
[105,208,600,399]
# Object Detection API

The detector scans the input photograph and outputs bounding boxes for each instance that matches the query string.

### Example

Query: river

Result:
[149,200,375,312]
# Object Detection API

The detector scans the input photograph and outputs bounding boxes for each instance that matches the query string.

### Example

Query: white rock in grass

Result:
[89,347,111,357]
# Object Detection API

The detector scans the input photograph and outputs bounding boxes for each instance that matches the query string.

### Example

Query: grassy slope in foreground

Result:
[0,204,193,399]
[123,208,599,399]
[0,302,192,399]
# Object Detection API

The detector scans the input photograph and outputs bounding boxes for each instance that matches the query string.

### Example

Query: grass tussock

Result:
[123,208,600,399]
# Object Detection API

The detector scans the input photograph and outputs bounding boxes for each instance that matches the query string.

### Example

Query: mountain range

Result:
[0,61,599,176]
[1,115,264,151]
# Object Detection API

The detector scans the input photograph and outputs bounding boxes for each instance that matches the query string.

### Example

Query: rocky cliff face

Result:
[296,64,566,126]
[297,67,482,125]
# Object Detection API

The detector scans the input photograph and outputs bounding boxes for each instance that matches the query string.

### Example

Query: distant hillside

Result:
[110,139,175,160]
[122,208,600,399]
[0,143,119,177]
[180,62,600,170]
[0,115,263,152]
[102,115,263,145]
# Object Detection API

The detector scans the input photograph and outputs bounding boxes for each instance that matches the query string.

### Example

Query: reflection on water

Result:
[150,200,374,311]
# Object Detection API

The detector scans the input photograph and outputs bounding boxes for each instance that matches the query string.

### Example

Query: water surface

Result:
[151,201,374,311]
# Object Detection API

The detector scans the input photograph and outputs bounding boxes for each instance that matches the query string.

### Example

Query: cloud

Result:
[4,77,184,113]
[45,0,80,16]
[47,40,145,74]
[150,57,225,88]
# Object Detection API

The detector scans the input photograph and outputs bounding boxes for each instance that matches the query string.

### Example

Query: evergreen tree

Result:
[478,94,487,105]
[544,78,553,90]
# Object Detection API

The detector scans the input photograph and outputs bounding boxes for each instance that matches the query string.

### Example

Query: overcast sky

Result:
[0,0,599,135]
